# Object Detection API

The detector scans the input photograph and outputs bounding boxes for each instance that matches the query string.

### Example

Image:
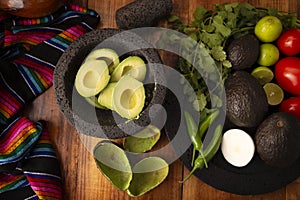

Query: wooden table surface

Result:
[24,0,300,199]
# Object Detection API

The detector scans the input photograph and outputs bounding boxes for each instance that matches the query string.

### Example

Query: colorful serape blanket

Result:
[0,2,100,199]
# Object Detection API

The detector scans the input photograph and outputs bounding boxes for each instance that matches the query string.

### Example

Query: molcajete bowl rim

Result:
[53,28,166,139]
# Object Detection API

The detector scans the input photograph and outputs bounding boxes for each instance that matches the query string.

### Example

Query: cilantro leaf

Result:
[212,16,231,37]
[193,6,207,21]
[211,46,226,61]
[168,14,182,23]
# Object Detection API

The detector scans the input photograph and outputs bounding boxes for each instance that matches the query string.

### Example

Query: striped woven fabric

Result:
[0,2,100,126]
[0,2,100,199]
[22,121,63,199]
[3,3,99,49]
[0,119,62,199]
[0,117,40,166]
[0,174,29,193]
[25,122,57,159]
[0,79,25,125]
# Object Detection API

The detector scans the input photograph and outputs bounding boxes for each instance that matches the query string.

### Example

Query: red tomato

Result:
[280,97,300,122]
[277,28,300,56]
[275,57,300,95]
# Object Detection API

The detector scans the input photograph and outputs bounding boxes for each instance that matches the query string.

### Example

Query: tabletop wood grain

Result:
[25,0,300,199]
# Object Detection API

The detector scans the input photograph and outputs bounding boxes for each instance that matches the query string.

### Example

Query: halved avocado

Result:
[93,141,132,190]
[113,75,145,119]
[111,56,146,82]
[84,48,120,73]
[97,82,117,110]
[85,96,107,109]
[127,157,169,197]
[75,60,110,97]
[123,125,161,153]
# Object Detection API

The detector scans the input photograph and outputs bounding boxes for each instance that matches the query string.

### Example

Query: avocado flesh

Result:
[123,125,161,153]
[93,142,132,190]
[127,157,169,197]
[98,82,117,110]
[111,56,146,82]
[84,48,120,73]
[113,75,145,119]
[255,112,300,168]
[225,71,268,127]
[85,96,107,109]
[75,60,110,97]
[226,34,260,70]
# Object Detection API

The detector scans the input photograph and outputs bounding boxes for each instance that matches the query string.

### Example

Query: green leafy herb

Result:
[211,46,226,61]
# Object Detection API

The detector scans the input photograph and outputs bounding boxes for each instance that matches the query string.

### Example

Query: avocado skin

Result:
[255,112,300,168]
[225,71,268,128]
[226,34,260,70]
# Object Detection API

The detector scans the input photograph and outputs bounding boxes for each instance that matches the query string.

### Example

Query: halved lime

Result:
[251,66,274,85]
[257,44,280,67]
[263,83,284,106]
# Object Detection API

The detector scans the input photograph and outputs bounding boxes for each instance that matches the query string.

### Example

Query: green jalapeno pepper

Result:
[182,110,223,183]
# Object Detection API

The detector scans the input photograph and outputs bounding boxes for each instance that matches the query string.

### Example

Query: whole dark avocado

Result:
[226,34,260,70]
[255,112,300,168]
[225,71,268,127]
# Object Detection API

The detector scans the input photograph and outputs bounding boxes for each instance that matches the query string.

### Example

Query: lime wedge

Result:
[263,83,284,106]
[251,66,274,85]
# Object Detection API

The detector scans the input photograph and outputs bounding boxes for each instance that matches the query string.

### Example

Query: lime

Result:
[254,16,283,42]
[263,83,284,106]
[251,66,274,85]
[257,44,279,66]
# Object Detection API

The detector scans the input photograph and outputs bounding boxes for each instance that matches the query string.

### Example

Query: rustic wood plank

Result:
[23,0,300,199]
[249,0,289,13]
[286,178,300,200]
[88,0,111,28]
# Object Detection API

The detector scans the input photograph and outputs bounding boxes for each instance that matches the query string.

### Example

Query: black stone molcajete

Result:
[53,28,166,139]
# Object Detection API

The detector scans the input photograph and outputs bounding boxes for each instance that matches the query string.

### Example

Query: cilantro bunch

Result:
[158,2,299,112]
